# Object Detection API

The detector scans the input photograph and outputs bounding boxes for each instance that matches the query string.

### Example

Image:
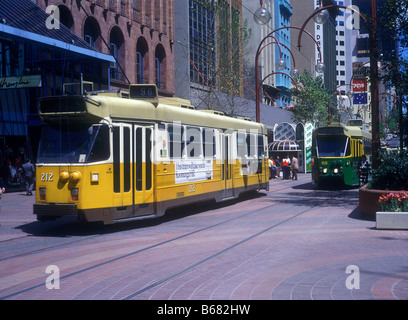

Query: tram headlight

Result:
[69,171,81,184]
[59,171,69,183]
[71,188,79,201]
[334,168,339,174]
[39,187,46,200]
[323,168,328,174]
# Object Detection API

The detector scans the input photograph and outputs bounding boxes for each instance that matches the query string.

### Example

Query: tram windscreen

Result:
[37,124,110,163]
[315,135,349,157]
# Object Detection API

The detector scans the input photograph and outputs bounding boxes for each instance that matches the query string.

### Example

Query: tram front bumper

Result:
[34,203,78,221]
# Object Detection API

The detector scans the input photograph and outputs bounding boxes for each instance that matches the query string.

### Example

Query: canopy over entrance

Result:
[269,140,301,152]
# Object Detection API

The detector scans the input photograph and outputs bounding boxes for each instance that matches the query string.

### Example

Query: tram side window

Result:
[135,127,143,191]
[345,138,351,157]
[113,127,120,193]
[186,126,202,158]
[203,128,216,158]
[168,124,185,158]
[246,133,256,157]
[364,139,372,157]
[146,128,152,190]
[123,127,131,193]
[237,131,247,158]
[257,134,265,158]
[87,125,110,162]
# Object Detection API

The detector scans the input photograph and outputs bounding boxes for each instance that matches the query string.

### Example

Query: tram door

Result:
[134,125,154,216]
[221,132,233,199]
[112,124,133,209]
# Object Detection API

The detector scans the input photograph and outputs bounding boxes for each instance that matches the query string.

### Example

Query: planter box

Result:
[376,212,408,230]
[359,184,405,216]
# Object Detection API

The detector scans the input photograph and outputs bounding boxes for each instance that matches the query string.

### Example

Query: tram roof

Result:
[314,123,371,140]
[39,90,267,134]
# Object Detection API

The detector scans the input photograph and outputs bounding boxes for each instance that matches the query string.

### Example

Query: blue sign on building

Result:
[353,92,368,104]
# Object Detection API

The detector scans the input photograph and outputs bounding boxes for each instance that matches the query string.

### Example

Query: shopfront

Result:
[0,0,114,188]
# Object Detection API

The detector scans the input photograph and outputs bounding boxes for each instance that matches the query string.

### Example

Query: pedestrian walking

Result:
[358,155,370,187]
[268,157,273,179]
[291,155,298,180]
[274,156,281,177]
[282,155,290,179]
[268,157,278,179]
[21,159,35,196]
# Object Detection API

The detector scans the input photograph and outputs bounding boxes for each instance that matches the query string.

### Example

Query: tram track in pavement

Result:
[0,177,304,263]
[0,184,319,300]
[121,204,316,300]
[0,176,324,299]
[0,198,283,299]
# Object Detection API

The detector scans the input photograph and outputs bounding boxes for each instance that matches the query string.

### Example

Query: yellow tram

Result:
[34,84,269,224]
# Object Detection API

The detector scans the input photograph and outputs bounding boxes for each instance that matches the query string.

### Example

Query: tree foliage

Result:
[369,150,408,190]
[289,71,332,124]
[378,0,408,145]
[377,1,408,97]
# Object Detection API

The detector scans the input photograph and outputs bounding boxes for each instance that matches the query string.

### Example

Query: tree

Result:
[380,110,398,139]
[378,0,408,147]
[289,71,332,124]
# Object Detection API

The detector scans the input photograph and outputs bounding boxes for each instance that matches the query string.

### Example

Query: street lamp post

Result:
[253,5,325,123]
[254,35,291,123]
[297,1,380,168]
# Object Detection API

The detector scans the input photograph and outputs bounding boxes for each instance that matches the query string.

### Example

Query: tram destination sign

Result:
[129,84,158,99]
[317,127,344,135]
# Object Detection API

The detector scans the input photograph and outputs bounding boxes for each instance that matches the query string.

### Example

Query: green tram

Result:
[311,120,372,187]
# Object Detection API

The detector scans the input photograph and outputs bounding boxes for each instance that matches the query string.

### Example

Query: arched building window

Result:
[109,26,125,81]
[136,37,148,84]
[84,17,102,51]
[58,5,74,30]
[155,44,166,90]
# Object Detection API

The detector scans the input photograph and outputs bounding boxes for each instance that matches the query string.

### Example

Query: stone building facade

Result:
[37,0,175,96]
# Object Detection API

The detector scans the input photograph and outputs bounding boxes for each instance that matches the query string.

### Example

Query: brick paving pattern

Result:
[0,174,407,300]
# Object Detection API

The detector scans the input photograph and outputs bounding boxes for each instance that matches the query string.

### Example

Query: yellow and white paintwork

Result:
[34,85,269,224]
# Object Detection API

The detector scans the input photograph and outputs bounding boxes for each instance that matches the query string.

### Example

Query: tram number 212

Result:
[41,172,54,182]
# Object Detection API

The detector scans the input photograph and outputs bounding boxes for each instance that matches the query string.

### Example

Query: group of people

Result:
[0,158,35,198]
[268,154,299,180]
[0,144,36,197]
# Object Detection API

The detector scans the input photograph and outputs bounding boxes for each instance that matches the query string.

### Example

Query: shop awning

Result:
[0,0,115,64]
[269,140,301,152]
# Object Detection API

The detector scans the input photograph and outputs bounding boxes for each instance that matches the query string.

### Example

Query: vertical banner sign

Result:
[304,122,314,173]
[315,0,324,79]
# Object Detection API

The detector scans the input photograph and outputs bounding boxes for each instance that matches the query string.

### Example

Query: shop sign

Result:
[352,78,367,92]
[0,75,42,89]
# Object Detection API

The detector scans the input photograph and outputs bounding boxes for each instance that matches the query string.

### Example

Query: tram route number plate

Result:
[41,172,54,182]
